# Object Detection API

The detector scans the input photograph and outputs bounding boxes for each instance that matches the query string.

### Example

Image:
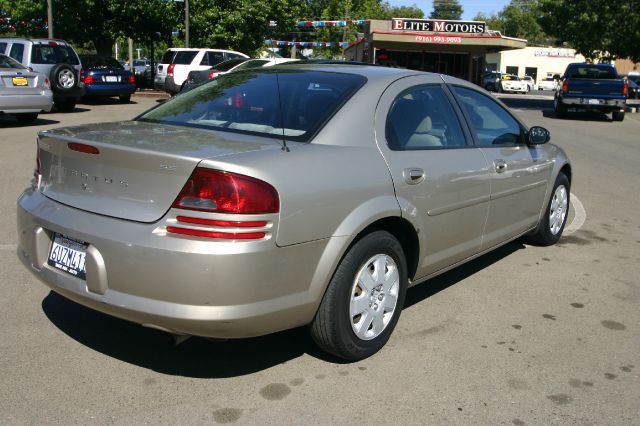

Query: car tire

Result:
[310,231,407,361]
[553,96,567,118]
[49,64,77,92]
[54,99,76,112]
[14,113,38,123]
[612,110,625,122]
[527,173,570,246]
[119,94,131,103]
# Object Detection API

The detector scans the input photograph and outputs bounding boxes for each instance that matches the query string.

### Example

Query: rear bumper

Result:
[84,84,136,97]
[560,96,626,111]
[17,189,328,338]
[0,92,53,113]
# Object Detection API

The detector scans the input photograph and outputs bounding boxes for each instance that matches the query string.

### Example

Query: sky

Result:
[388,0,512,20]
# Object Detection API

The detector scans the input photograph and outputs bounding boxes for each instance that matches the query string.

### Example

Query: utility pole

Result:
[47,0,53,38]
[185,0,189,48]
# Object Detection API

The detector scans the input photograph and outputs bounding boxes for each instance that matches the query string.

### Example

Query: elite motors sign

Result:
[392,18,486,34]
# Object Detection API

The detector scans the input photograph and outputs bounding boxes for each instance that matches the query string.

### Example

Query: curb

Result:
[133,90,169,99]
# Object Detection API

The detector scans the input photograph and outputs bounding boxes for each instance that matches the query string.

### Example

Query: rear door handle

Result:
[494,160,508,173]
[403,168,425,185]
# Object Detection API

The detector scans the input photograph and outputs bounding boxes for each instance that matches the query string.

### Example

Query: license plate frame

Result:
[12,76,28,86]
[104,75,118,82]
[47,233,88,280]
[587,98,601,105]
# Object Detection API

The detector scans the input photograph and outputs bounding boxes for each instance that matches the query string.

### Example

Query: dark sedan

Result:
[79,55,136,103]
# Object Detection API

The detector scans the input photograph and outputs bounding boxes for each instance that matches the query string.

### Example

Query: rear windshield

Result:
[160,50,175,64]
[31,44,80,65]
[80,55,123,69]
[138,70,366,142]
[172,51,198,65]
[0,54,27,69]
[567,65,618,79]
[232,60,270,71]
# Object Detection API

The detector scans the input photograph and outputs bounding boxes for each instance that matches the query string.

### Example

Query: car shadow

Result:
[41,240,525,376]
[541,110,612,122]
[80,98,138,106]
[499,97,552,111]
[0,116,60,127]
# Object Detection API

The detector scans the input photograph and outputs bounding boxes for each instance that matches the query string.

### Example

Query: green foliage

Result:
[474,1,550,45]
[473,13,503,33]
[429,0,463,20]
[539,0,640,61]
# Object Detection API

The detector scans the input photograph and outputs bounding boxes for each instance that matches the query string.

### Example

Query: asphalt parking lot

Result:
[1,93,639,425]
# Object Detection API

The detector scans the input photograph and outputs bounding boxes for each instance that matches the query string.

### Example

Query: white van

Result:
[154,48,248,95]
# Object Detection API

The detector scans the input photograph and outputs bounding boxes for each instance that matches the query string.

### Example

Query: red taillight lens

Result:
[562,79,569,93]
[176,216,267,228]
[166,227,266,240]
[172,168,279,214]
[128,74,135,84]
[44,77,50,88]
[623,81,629,97]
[167,64,175,75]
[83,74,94,85]
[208,71,216,79]
[68,142,100,155]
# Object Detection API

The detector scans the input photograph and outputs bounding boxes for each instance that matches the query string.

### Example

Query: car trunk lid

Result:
[37,121,281,222]
[566,79,626,97]
[0,70,43,95]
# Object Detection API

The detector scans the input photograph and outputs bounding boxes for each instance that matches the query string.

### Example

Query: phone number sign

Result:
[416,35,462,43]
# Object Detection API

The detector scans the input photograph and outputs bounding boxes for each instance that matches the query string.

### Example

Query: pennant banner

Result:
[265,40,356,47]
[296,19,367,27]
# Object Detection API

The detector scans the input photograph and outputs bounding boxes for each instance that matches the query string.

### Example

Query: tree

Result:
[539,0,640,61]
[473,12,503,33]
[429,0,463,20]
[499,0,549,45]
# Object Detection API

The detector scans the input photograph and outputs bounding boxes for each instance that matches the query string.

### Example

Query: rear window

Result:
[160,50,175,64]
[80,55,123,69]
[567,65,618,79]
[0,54,27,69]
[138,70,366,142]
[173,51,198,65]
[31,44,80,65]
[211,58,247,72]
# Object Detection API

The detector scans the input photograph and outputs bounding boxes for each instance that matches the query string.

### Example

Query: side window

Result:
[452,86,522,146]
[201,51,224,66]
[0,42,9,54]
[226,53,243,60]
[9,43,25,62]
[386,85,467,150]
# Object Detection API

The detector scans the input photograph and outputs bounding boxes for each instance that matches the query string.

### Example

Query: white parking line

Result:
[565,193,586,234]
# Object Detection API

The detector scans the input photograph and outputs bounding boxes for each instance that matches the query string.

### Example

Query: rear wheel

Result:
[554,96,567,118]
[14,113,38,123]
[612,110,625,122]
[527,173,570,246]
[49,64,77,92]
[119,94,131,103]
[310,231,407,361]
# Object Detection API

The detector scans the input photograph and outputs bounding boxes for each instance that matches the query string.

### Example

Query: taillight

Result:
[167,63,175,75]
[172,168,279,214]
[208,71,216,79]
[44,77,50,89]
[68,142,100,155]
[82,69,94,85]
[623,81,629,97]
[562,79,569,93]
[128,74,135,84]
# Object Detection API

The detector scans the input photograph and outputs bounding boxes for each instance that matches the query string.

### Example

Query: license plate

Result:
[104,76,118,82]
[587,99,601,105]
[12,76,28,86]
[48,234,88,280]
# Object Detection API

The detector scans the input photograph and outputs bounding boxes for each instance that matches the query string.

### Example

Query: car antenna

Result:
[275,71,289,152]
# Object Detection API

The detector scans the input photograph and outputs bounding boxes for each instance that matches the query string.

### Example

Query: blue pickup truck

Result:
[554,63,628,121]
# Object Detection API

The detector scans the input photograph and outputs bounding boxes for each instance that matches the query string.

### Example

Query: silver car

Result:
[0,53,52,122]
[17,65,571,360]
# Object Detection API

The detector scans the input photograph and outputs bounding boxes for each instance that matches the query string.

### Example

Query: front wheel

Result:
[527,173,570,246]
[310,231,407,360]
[554,97,567,118]
[119,94,131,103]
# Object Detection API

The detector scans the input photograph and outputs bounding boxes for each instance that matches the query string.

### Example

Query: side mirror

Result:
[528,126,550,145]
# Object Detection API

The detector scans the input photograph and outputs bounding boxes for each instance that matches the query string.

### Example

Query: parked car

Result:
[0,37,84,111]
[182,58,298,92]
[483,71,501,91]
[17,65,571,361]
[79,55,136,103]
[627,79,639,99]
[537,77,558,91]
[0,53,53,122]
[498,74,528,93]
[522,75,534,91]
[554,62,627,121]
[154,48,249,95]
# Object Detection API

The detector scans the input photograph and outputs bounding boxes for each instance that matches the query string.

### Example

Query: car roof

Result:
[0,37,72,45]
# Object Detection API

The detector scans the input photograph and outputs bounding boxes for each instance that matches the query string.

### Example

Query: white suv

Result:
[154,48,248,95]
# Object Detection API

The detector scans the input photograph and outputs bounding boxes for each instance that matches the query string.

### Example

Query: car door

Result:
[448,83,554,249]
[375,75,491,279]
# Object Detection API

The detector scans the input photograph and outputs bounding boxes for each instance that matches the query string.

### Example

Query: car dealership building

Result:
[344,18,527,85]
